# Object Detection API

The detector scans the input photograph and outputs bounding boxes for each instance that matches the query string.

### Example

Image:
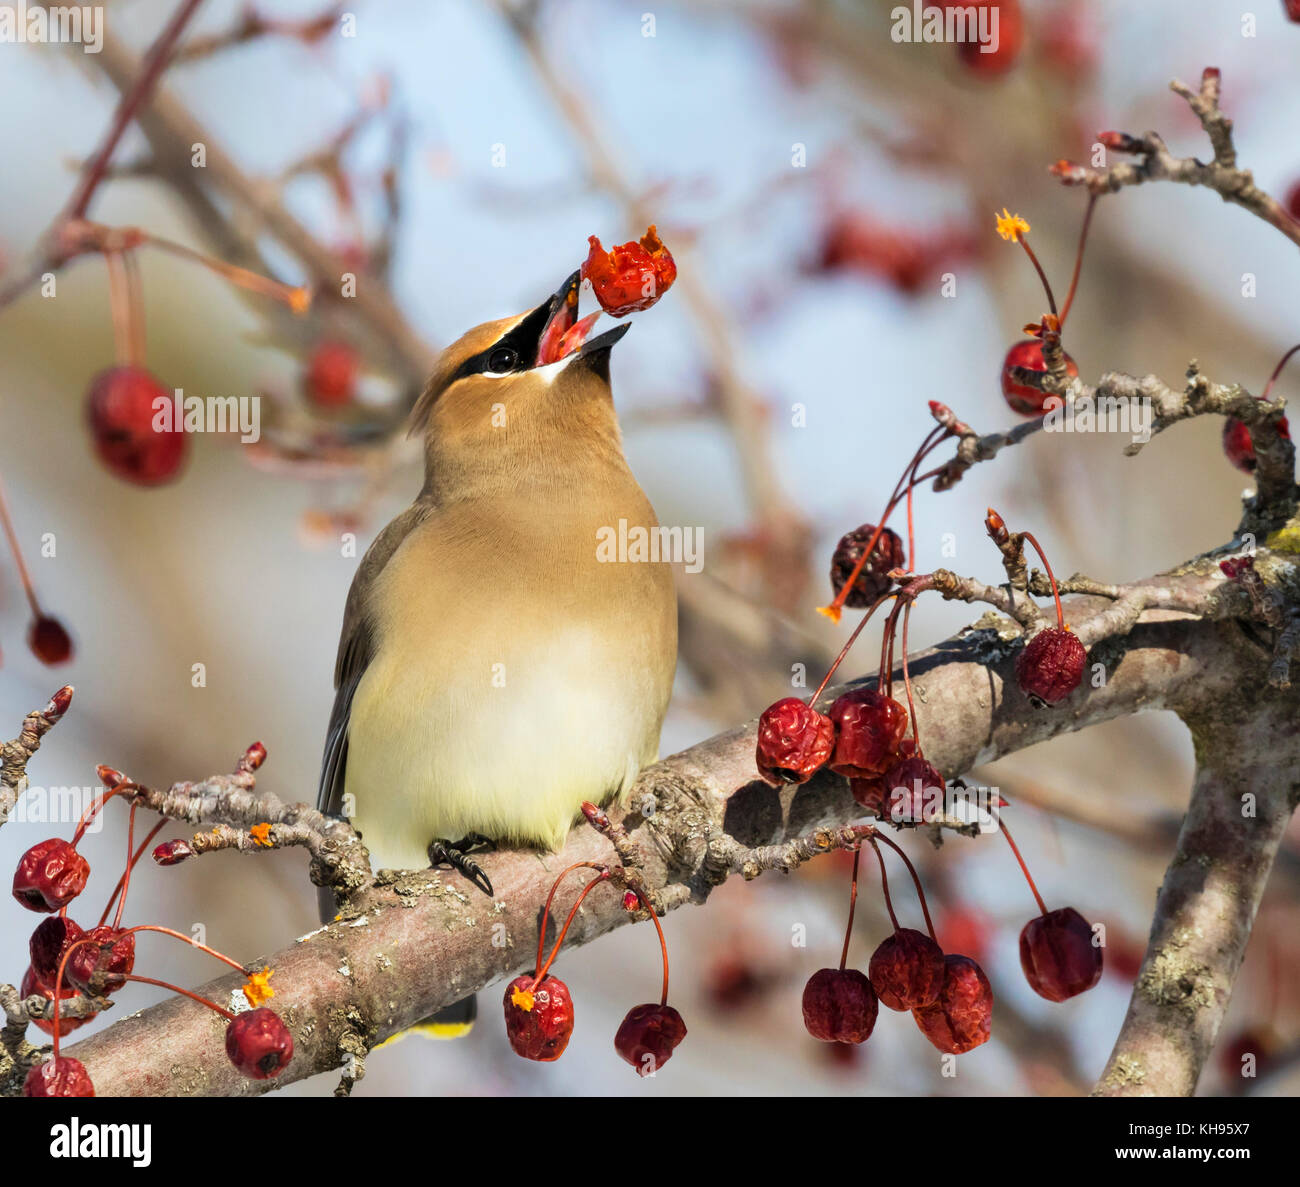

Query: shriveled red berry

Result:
[1286,1,1300,23]
[883,755,946,824]
[913,954,993,1054]
[225,1007,294,1079]
[28,616,73,665]
[503,973,574,1062]
[755,697,835,785]
[849,775,887,815]
[829,524,905,608]
[1000,340,1079,417]
[614,1003,687,1075]
[828,687,909,778]
[29,916,85,984]
[801,968,878,1044]
[869,928,946,1011]
[23,1055,94,1097]
[954,1,1024,75]
[1222,415,1291,473]
[582,226,677,316]
[305,340,360,407]
[21,966,88,1037]
[1016,626,1086,707]
[65,925,135,996]
[12,838,90,912]
[85,366,188,486]
[1019,907,1103,1002]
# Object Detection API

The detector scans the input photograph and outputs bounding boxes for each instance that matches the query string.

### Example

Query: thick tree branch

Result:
[54,570,1260,1096]
[1095,699,1300,1096]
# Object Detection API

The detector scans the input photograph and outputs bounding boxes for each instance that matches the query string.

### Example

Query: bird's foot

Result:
[428,834,496,897]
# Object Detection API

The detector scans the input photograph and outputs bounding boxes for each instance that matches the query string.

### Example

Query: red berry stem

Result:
[872,833,938,943]
[878,597,901,697]
[533,861,609,977]
[1016,235,1058,318]
[810,590,895,703]
[900,425,950,566]
[119,974,236,1021]
[532,868,612,987]
[99,816,167,925]
[899,600,920,751]
[1020,530,1066,629]
[867,838,901,933]
[999,817,1049,917]
[905,480,917,570]
[121,924,248,974]
[113,800,141,930]
[71,780,141,847]
[877,576,934,703]
[0,473,45,619]
[1260,342,1300,402]
[51,941,87,1056]
[123,250,147,369]
[1058,193,1097,327]
[819,424,951,622]
[839,846,863,971]
[105,250,136,368]
[51,935,192,1050]
[627,886,672,1006]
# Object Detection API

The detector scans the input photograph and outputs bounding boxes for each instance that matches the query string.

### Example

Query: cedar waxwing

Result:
[317,270,678,1037]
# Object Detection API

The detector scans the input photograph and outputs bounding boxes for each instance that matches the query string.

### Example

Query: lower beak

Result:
[576,322,630,359]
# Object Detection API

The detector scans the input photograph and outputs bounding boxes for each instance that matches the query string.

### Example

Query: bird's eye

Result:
[487,346,518,374]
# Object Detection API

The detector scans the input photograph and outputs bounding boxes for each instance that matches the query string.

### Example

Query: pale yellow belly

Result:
[343,508,676,871]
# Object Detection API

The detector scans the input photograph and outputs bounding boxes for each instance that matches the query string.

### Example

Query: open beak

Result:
[535,270,610,366]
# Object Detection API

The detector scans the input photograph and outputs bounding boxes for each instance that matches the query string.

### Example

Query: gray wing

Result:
[317,503,431,821]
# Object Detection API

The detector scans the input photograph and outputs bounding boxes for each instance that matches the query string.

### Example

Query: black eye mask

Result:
[449,301,552,382]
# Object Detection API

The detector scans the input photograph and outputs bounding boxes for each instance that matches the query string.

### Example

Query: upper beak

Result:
[534,270,582,366]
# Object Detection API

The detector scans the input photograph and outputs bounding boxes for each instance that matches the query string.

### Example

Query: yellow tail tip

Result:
[374,1020,475,1050]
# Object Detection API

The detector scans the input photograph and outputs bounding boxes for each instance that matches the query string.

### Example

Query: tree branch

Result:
[1053,67,1300,250]
[1094,698,1300,1096]
[0,687,73,826]
[53,572,1259,1095]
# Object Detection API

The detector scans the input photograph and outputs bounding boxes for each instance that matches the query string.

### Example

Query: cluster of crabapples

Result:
[12,712,293,1097]
[500,837,686,1077]
[997,187,1293,475]
[749,392,1105,1055]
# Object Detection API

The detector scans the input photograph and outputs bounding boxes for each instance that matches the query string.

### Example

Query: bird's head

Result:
[410,270,630,499]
